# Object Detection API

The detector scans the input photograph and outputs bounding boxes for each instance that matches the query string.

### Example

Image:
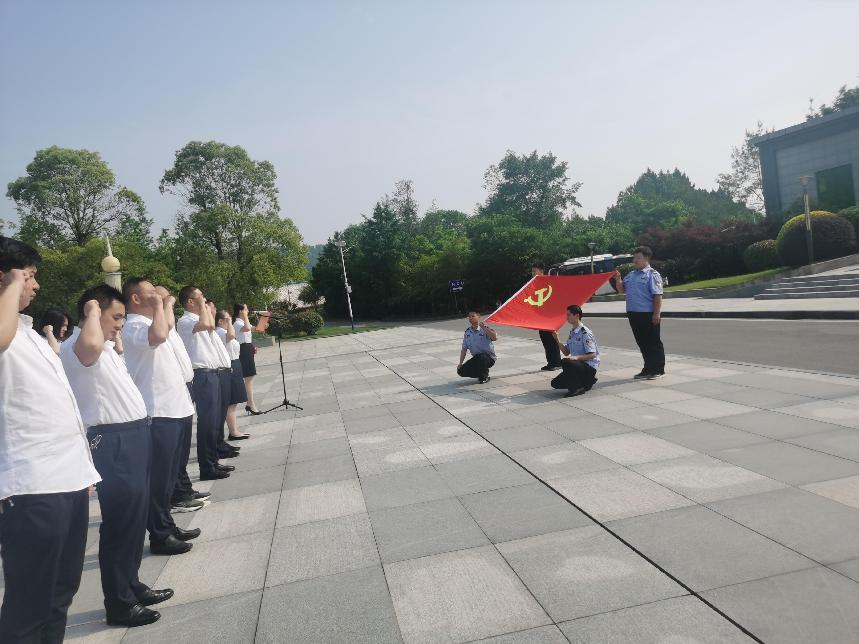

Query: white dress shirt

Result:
[177,311,221,369]
[122,313,194,418]
[167,328,194,383]
[59,328,148,428]
[216,327,241,361]
[233,319,253,344]
[209,329,232,368]
[0,315,100,500]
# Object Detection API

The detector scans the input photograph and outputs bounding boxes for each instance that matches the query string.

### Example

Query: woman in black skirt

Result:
[216,310,250,440]
[233,303,260,414]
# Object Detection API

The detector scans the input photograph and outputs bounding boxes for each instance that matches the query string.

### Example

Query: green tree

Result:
[7,146,150,248]
[717,122,767,216]
[480,150,582,228]
[160,141,307,307]
[807,82,859,120]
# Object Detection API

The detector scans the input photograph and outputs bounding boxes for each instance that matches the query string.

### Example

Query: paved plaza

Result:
[11,326,859,643]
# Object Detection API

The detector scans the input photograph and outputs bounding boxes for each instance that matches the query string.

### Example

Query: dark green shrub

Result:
[776,211,857,267]
[743,239,780,272]
[838,206,859,238]
[294,310,324,336]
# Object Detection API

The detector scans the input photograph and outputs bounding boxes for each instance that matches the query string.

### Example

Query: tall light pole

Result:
[334,239,355,331]
[800,176,814,265]
[587,242,596,274]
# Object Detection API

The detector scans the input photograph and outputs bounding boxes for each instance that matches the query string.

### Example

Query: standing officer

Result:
[123,278,199,556]
[0,237,101,643]
[177,286,233,480]
[60,285,173,627]
[550,304,600,397]
[457,311,498,384]
[531,262,562,371]
[206,300,240,463]
[614,246,665,379]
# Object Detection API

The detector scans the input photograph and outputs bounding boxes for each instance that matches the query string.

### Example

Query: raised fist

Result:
[0,268,26,289]
[84,299,101,318]
[42,324,54,336]
[144,291,162,309]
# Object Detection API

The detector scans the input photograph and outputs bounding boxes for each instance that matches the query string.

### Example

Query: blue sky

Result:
[2,0,858,244]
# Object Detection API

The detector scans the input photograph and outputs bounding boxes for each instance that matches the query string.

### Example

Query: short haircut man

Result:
[549,304,600,397]
[614,246,665,379]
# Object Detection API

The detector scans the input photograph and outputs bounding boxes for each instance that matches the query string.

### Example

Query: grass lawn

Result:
[282,323,392,341]
[665,268,787,292]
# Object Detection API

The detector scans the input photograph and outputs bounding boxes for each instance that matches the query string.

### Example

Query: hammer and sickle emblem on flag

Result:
[524,285,553,307]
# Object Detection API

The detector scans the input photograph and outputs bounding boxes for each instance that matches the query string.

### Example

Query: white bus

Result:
[548,253,632,295]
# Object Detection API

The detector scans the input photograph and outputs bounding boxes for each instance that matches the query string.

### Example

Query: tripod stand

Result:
[260,336,303,413]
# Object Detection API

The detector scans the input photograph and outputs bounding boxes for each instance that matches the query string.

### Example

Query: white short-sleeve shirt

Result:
[0,315,100,500]
[122,314,195,418]
[216,327,241,361]
[59,327,148,428]
[177,311,221,369]
[166,328,194,383]
[233,319,253,344]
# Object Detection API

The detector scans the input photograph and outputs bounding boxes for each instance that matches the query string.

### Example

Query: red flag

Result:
[484,273,614,331]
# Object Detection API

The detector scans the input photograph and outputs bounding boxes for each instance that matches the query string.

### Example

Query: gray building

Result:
[753,105,859,222]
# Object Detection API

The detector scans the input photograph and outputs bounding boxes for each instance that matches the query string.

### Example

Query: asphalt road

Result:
[421,317,859,377]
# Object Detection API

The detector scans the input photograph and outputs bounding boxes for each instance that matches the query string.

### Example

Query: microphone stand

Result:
[260,335,303,413]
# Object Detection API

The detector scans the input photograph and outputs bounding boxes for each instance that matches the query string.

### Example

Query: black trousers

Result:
[192,370,221,475]
[172,414,194,503]
[627,311,666,375]
[216,370,231,456]
[0,488,89,644]
[551,360,597,392]
[538,330,562,367]
[88,418,151,614]
[457,353,495,380]
[147,417,182,543]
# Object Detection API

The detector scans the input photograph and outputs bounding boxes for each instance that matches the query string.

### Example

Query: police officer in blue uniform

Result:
[614,245,665,379]
[550,304,599,396]
[457,311,497,384]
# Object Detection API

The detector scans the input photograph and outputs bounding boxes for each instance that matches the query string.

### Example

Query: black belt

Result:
[86,417,150,436]
[194,368,219,373]
[217,367,231,373]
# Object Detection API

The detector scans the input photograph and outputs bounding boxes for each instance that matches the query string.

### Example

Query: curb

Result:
[586,310,859,320]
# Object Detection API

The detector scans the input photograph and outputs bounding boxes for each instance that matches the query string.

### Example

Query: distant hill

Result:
[306,243,326,271]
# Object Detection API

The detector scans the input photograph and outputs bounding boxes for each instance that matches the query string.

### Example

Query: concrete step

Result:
[763,283,859,293]
[769,278,859,289]
[755,290,859,300]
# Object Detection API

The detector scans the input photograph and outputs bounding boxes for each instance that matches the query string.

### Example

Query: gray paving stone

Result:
[228,445,288,473]
[267,513,379,585]
[709,487,859,564]
[483,426,569,452]
[284,452,357,489]
[829,558,859,582]
[258,566,403,643]
[466,410,547,431]
[727,372,859,398]
[286,436,351,463]
[510,402,581,424]
[702,567,859,644]
[557,595,753,643]
[370,497,489,563]
[385,545,551,643]
[711,440,859,485]
[550,467,694,522]
[632,454,787,503]
[510,443,617,479]
[497,526,683,621]
[436,454,536,495]
[594,405,699,431]
[709,386,816,410]
[418,433,498,464]
[469,625,568,643]
[788,428,859,461]
[563,393,646,415]
[801,474,859,509]
[664,379,747,397]
[544,414,633,440]
[207,465,285,502]
[579,431,696,466]
[344,413,404,434]
[609,505,815,590]
[154,530,271,607]
[716,409,850,440]
[647,420,769,453]
[278,478,366,527]
[186,491,279,542]
[659,397,756,420]
[291,423,347,444]
[361,466,455,510]
[122,590,261,643]
[459,483,592,543]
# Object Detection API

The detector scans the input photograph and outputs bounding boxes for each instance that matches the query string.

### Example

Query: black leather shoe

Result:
[150,534,192,555]
[174,527,201,541]
[215,463,235,472]
[219,451,240,459]
[106,603,161,627]
[228,433,250,440]
[541,365,562,371]
[136,588,174,606]
[199,470,230,480]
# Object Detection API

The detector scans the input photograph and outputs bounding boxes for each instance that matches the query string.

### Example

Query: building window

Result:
[815,164,855,211]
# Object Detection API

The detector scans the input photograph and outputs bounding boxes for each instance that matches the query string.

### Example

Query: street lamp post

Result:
[799,176,814,266]
[334,240,355,331]
[587,242,596,274]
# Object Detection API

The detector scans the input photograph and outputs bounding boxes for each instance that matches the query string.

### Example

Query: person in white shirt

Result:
[153,286,209,514]
[60,284,172,628]
[176,286,235,480]
[122,278,199,556]
[233,303,260,414]
[205,300,240,462]
[216,309,249,440]
[0,236,100,644]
